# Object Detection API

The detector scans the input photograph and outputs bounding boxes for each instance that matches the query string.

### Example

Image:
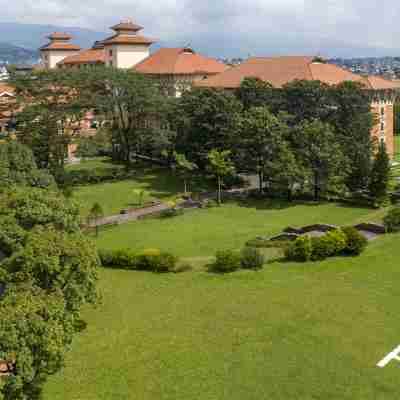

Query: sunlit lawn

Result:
[43,160,400,400]
[44,223,400,399]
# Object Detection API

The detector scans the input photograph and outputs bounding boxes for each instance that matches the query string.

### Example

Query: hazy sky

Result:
[2,0,400,57]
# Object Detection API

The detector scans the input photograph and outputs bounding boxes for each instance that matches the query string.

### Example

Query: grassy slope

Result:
[44,232,400,400]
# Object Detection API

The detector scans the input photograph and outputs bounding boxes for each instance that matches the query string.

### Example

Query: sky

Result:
[2,0,400,57]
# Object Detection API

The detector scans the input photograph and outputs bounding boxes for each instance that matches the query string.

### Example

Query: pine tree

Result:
[369,141,391,207]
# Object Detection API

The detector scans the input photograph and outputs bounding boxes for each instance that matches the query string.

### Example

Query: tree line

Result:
[11,67,390,205]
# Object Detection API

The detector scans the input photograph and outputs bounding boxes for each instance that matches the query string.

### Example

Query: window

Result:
[381,107,385,116]
[381,122,385,131]
[109,49,113,57]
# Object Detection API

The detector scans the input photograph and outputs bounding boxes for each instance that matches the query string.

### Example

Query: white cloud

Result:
[2,0,400,56]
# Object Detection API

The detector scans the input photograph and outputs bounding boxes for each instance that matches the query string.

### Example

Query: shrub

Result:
[383,207,400,232]
[210,250,241,273]
[285,236,312,262]
[240,247,265,270]
[154,252,178,273]
[135,248,162,271]
[99,248,137,269]
[311,229,347,261]
[310,237,330,261]
[342,227,368,255]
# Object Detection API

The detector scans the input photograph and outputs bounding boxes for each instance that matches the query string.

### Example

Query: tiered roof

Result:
[40,32,81,52]
[134,48,229,75]
[102,20,156,46]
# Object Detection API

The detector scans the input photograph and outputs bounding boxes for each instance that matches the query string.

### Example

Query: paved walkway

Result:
[89,203,171,227]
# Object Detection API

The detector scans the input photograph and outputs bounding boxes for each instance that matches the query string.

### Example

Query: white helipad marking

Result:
[377,345,400,368]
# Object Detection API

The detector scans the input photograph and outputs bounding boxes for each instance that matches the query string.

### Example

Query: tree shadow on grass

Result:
[235,198,327,211]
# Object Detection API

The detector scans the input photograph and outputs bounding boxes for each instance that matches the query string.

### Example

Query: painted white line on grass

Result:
[377,345,400,368]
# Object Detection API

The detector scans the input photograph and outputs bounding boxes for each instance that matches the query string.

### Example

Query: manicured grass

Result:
[67,158,211,217]
[395,135,400,162]
[44,230,400,400]
[72,170,182,217]
[95,201,379,257]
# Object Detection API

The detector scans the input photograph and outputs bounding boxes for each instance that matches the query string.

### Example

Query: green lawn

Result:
[42,201,400,399]
[95,201,383,257]
[44,231,400,400]
[67,158,211,217]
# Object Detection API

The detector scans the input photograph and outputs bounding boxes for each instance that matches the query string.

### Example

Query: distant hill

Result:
[0,22,106,50]
[0,42,38,64]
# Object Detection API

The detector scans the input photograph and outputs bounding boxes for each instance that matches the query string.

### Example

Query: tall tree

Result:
[12,69,86,175]
[0,141,55,190]
[235,77,282,112]
[207,149,235,205]
[238,106,289,193]
[369,141,391,207]
[282,80,334,125]
[329,81,375,192]
[294,119,345,201]
[0,284,74,400]
[174,88,242,166]
[80,68,171,163]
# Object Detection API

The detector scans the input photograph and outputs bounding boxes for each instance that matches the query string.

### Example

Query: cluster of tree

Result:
[0,142,100,400]
[11,68,390,204]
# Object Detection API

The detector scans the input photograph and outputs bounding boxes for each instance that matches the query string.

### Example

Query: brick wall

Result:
[371,102,395,158]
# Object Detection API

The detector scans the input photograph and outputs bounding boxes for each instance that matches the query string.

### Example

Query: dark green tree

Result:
[369,141,391,207]
[235,77,282,112]
[282,80,334,125]
[0,141,55,190]
[174,88,242,166]
[0,284,74,400]
[238,106,289,192]
[294,119,345,201]
[329,81,375,192]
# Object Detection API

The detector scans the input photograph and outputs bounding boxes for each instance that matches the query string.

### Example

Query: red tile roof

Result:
[0,83,15,96]
[47,32,73,41]
[134,48,229,76]
[111,22,143,32]
[363,75,400,90]
[102,34,156,46]
[195,57,399,90]
[58,48,105,66]
[40,42,81,51]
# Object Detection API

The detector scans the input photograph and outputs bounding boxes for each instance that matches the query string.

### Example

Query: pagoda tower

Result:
[102,20,156,69]
[40,32,81,69]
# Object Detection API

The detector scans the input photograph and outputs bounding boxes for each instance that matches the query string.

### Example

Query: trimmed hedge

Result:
[285,228,367,262]
[342,227,368,255]
[209,250,241,273]
[284,236,312,262]
[241,247,265,270]
[99,248,179,273]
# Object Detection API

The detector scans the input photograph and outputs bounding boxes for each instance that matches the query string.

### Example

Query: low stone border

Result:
[270,223,386,242]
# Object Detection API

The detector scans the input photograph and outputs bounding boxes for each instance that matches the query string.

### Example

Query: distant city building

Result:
[0,66,9,81]
[196,56,398,157]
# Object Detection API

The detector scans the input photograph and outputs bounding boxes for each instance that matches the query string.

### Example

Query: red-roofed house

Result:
[134,47,229,96]
[196,57,398,157]
[0,83,16,134]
